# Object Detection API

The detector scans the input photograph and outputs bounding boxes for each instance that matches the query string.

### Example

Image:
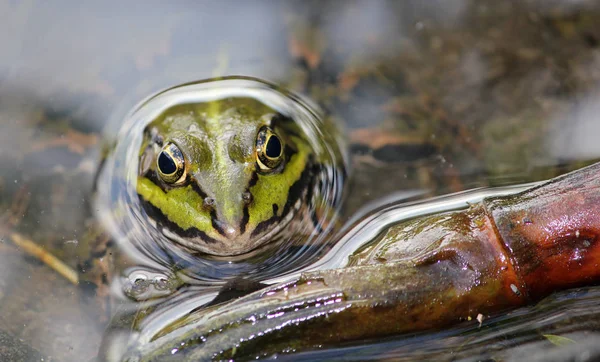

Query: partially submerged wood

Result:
[122,162,600,360]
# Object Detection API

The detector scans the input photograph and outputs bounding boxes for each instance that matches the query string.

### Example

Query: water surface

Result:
[1,1,600,360]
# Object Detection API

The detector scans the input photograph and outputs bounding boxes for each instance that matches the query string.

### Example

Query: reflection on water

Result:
[1,0,600,361]
[550,91,600,161]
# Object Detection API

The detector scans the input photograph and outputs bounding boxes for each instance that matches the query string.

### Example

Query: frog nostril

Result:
[204,197,215,208]
[242,192,253,204]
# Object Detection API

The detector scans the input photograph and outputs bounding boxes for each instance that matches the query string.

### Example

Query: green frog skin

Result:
[136,97,324,256]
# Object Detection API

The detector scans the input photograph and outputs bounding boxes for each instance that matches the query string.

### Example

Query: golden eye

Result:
[157,142,186,183]
[256,126,284,171]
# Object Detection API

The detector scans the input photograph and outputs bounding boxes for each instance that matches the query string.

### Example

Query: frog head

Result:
[136,98,316,256]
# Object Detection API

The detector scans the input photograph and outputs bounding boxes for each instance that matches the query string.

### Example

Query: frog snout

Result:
[212,219,241,239]
[206,193,250,240]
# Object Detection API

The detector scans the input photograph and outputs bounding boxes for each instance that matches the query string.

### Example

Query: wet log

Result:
[128,162,600,360]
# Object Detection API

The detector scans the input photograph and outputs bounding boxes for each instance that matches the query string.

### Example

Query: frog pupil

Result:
[158,151,177,175]
[265,136,282,158]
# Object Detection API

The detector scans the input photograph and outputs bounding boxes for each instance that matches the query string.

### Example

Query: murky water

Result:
[2,1,600,361]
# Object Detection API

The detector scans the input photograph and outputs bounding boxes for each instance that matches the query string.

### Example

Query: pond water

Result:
[1,1,600,361]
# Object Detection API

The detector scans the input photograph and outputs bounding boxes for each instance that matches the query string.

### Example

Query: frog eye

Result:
[157,143,186,184]
[256,126,284,171]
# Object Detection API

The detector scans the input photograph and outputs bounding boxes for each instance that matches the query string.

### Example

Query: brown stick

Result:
[126,163,600,360]
[9,232,79,286]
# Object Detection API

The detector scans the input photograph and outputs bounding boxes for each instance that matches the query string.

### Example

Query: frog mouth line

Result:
[161,203,300,256]
[140,191,305,256]
[140,157,319,256]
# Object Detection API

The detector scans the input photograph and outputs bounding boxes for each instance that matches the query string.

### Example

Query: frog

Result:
[133,96,341,257]
[84,77,349,321]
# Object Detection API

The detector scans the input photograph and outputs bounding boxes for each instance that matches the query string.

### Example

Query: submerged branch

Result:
[9,232,79,286]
